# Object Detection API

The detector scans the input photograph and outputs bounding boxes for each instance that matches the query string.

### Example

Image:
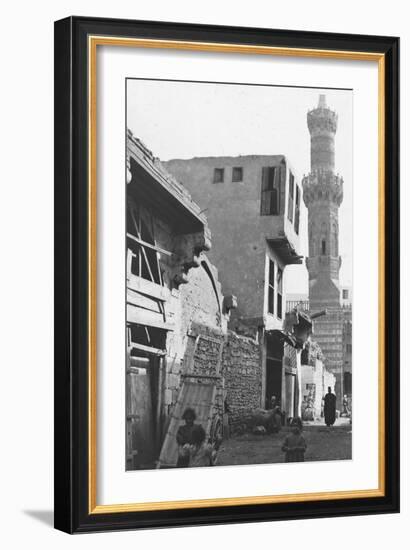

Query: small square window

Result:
[213,168,224,183]
[232,167,243,182]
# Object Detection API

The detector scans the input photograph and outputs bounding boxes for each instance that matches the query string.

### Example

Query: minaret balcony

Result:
[302,171,343,206]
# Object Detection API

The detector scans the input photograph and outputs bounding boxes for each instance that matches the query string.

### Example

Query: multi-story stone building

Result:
[164,154,308,422]
[302,94,351,407]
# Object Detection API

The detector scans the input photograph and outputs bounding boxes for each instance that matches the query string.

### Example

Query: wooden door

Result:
[126,356,160,469]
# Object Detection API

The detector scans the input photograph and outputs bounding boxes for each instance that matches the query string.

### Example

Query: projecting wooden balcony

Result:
[266,235,303,265]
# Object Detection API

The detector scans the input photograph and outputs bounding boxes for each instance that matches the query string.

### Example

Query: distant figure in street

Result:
[281,417,307,462]
[341,394,350,417]
[176,407,198,468]
[270,400,283,433]
[270,394,277,409]
[324,387,337,427]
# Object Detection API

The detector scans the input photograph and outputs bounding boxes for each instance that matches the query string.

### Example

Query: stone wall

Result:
[222,330,262,431]
[179,259,224,337]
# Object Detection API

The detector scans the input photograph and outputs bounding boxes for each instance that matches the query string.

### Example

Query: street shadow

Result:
[23,510,54,527]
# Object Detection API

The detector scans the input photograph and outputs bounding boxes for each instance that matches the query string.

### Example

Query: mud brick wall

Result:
[222,331,262,431]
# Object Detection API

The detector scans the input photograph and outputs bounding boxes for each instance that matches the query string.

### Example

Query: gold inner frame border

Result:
[87,35,386,514]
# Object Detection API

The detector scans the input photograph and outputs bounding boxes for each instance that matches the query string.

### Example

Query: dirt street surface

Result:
[217,422,352,466]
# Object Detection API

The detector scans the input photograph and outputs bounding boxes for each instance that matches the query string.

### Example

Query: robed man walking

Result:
[324,387,337,427]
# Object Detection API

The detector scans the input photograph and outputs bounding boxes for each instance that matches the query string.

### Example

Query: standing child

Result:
[281,417,307,462]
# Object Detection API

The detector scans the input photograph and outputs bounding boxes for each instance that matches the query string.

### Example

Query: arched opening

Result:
[200,260,222,320]
[321,239,326,255]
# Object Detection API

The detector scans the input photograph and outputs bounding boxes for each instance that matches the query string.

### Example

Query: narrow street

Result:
[217,420,352,466]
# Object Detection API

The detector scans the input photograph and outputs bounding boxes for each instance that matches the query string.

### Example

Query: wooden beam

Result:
[127,304,174,331]
[181,373,221,380]
[127,275,170,301]
[129,343,166,357]
[127,232,174,257]
[127,288,162,313]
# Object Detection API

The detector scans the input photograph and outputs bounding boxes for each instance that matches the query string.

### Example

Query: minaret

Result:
[302,94,345,404]
[303,94,343,310]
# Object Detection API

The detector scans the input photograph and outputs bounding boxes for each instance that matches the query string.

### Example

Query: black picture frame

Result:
[54,15,399,533]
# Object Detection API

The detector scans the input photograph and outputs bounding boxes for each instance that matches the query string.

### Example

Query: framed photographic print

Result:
[54,16,399,533]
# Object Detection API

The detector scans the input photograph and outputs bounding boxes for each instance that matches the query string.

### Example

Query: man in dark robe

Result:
[324,387,337,427]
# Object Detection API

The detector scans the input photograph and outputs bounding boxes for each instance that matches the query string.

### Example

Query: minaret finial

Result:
[318,94,327,108]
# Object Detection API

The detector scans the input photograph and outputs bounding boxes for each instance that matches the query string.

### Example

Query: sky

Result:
[127,79,353,295]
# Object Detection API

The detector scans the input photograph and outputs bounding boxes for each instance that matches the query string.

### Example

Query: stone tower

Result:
[302,94,345,403]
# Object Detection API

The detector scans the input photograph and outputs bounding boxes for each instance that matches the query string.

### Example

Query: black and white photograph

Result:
[125,80,353,471]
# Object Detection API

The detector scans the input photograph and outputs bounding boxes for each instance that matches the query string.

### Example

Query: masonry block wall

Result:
[222,330,262,431]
